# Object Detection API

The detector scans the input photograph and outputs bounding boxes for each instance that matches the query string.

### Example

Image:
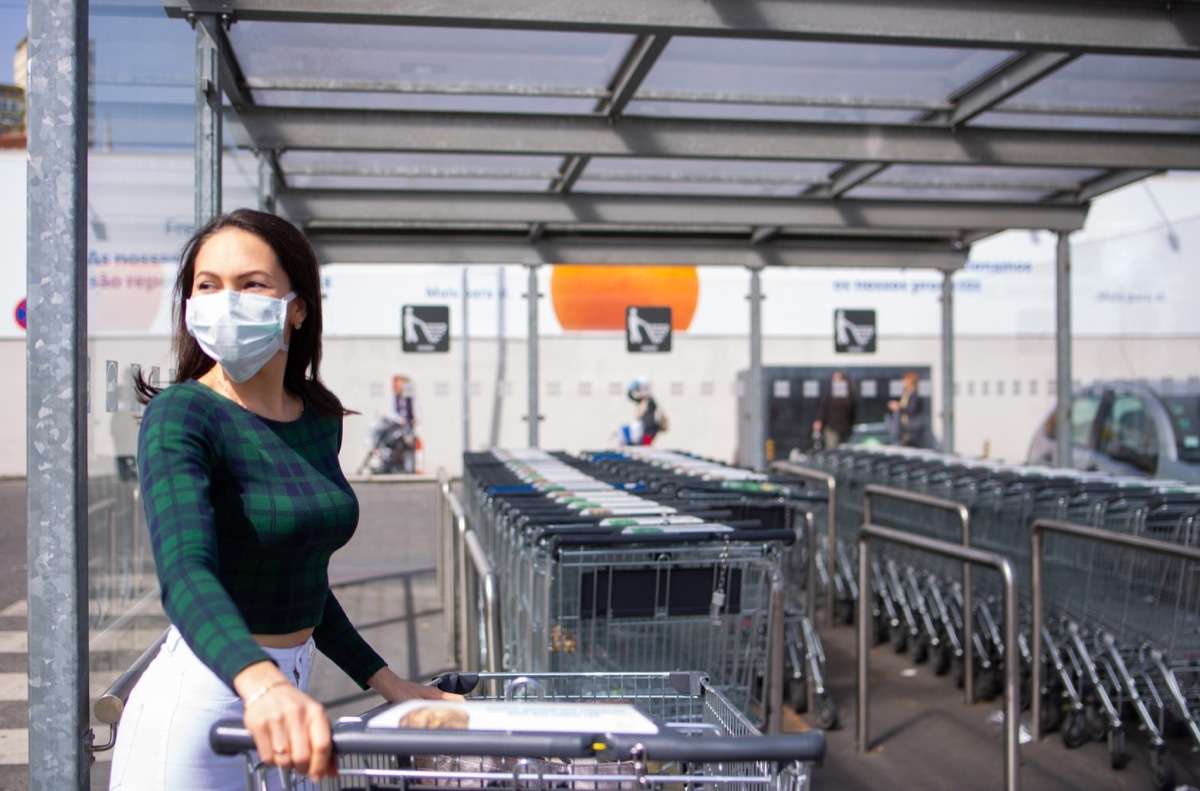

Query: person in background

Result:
[888,370,928,448]
[622,377,664,446]
[813,370,858,449]
[111,209,458,790]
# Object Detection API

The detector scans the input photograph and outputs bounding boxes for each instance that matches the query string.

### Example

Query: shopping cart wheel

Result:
[932,641,952,676]
[910,634,930,664]
[1107,727,1127,770]
[811,693,838,731]
[1150,746,1174,791]
[1039,694,1064,734]
[889,625,909,654]
[786,675,808,713]
[1061,709,1088,749]
[1083,702,1107,742]
[873,612,890,645]
[975,664,1000,702]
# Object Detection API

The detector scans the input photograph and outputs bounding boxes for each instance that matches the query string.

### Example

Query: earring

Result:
[294,322,303,330]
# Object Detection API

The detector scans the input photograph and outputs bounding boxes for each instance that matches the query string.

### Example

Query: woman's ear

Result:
[291,297,308,329]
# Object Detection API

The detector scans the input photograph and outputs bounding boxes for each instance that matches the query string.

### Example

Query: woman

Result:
[887,370,928,448]
[110,209,457,789]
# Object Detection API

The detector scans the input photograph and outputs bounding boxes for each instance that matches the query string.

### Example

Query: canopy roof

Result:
[164,0,1200,269]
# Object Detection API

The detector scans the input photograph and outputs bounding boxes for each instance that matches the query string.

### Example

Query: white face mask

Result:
[185,290,296,383]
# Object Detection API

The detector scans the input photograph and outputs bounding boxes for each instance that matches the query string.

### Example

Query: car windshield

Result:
[1161,395,1200,463]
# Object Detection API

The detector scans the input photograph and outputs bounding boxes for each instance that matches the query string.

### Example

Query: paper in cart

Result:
[368,699,660,735]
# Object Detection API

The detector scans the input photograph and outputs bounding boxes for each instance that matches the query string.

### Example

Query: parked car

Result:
[1026,380,1200,483]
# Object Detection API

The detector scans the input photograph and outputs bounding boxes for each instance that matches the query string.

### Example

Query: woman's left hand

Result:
[367,667,466,703]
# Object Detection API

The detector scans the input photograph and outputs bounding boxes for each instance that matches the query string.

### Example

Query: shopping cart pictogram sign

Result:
[834,308,876,353]
[402,304,451,352]
[626,306,673,352]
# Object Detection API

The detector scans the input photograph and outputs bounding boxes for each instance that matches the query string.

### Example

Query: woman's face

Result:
[192,227,307,334]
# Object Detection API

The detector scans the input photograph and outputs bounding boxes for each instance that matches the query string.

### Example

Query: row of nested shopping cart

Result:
[462,446,837,731]
[796,444,1200,791]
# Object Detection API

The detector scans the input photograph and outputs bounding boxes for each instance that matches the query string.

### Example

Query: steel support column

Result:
[195,14,224,228]
[462,268,471,454]
[1055,233,1072,467]
[26,1,90,787]
[526,264,541,447]
[748,265,765,471]
[257,153,276,213]
[941,270,955,453]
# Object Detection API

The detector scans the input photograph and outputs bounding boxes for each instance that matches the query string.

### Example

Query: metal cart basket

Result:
[211,671,825,791]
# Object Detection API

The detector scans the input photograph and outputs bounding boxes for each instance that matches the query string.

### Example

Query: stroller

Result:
[358,414,418,474]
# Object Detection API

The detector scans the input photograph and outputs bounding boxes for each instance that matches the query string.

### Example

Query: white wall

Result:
[1,329,1195,479]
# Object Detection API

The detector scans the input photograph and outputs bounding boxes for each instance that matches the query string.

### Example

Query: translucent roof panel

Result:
[90,9,196,150]
[279,151,562,192]
[628,37,1013,122]
[978,54,1200,133]
[227,21,634,114]
[574,157,838,197]
[852,163,1105,202]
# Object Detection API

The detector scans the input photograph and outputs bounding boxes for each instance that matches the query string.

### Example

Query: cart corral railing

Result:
[862,483,977,703]
[858,522,1021,791]
[771,462,837,629]
[437,472,502,673]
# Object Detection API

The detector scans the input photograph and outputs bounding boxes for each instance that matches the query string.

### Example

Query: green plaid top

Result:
[138,380,386,690]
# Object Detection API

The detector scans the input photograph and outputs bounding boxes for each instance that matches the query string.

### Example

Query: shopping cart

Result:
[463,449,797,723]
[210,671,826,791]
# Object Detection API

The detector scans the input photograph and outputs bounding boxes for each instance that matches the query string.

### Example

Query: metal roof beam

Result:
[277,189,1089,232]
[307,234,969,269]
[1072,168,1163,203]
[599,33,669,119]
[236,107,1200,170]
[163,0,1200,58]
[932,51,1080,128]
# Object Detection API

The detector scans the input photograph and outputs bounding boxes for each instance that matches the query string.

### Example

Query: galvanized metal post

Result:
[1055,233,1072,467]
[257,152,275,214]
[488,266,507,448]
[941,270,955,453]
[462,267,471,454]
[194,14,223,228]
[27,0,91,786]
[526,264,540,447]
[748,265,765,471]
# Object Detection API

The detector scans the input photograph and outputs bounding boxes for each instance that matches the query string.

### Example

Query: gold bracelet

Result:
[244,679,290,709]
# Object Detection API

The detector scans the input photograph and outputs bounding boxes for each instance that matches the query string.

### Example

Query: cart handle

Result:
[549,527,796,549]
[211,720,609,758]
[209,722,825,764]
[610,731,825,763]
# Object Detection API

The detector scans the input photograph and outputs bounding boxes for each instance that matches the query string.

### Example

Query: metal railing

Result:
[438,477,502,673]
[863,483,977,702]
[771,462,837,628]
[858,523,1020,791]
[89,629,169,753]
[1029,517,1200,742]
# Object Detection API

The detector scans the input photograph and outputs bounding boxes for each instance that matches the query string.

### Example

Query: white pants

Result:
[109,626,316,791]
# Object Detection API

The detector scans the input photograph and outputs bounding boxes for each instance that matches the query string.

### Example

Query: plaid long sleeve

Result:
[138,381,382,689]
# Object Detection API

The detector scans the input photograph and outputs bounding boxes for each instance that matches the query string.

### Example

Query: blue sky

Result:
[0,1,25,85]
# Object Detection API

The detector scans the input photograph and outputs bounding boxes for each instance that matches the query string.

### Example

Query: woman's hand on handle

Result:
[367,666,467,703]
[234,661,336,782]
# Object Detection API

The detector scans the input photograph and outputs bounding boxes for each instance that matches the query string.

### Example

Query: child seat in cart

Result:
[210,671,826,791]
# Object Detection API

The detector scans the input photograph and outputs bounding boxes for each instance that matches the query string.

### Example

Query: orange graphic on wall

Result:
[550,265,699,331]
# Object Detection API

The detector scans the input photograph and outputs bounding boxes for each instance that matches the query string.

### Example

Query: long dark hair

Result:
[134,208,353,418]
